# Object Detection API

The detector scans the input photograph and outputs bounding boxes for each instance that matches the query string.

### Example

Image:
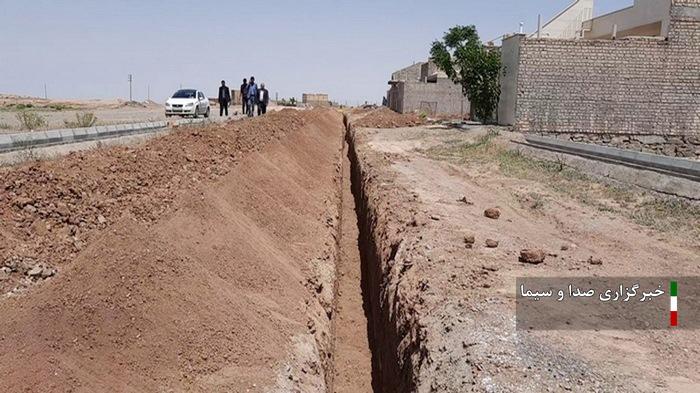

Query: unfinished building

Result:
[498,0,700,158]
[386,61,469,117]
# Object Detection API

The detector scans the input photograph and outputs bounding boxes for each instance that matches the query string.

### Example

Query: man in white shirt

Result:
[257,83,269,115]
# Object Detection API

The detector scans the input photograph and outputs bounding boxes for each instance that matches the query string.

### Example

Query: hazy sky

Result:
[0,0,632,104]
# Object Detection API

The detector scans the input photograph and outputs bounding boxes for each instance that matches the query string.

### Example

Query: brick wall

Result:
[507,0,700,158]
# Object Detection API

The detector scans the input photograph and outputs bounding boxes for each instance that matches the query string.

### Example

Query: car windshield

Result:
[172,89,196,98]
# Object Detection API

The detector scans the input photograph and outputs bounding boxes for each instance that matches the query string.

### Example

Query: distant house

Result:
[302,93,329,106]
[386,61,469,117]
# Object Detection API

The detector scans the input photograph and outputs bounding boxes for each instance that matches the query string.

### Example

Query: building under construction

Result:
[386,61,469,117]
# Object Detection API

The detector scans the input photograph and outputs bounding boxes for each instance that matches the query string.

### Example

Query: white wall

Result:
[583,0,671,39]
[531,0,594,39]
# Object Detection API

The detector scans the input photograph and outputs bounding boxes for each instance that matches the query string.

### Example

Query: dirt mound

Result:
[0,108,344,391]
[353,107,424,128]
[0,109,308,295]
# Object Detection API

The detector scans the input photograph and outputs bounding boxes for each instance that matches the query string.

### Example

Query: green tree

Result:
[430,25,501,122]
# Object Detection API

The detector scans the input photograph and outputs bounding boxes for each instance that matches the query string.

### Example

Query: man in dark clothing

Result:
[218,80,231,117]
[240,78,248,115]
[257,83,269,115]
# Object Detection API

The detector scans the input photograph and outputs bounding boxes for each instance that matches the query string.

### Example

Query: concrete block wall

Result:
[387,84,404,113]
[501,0,700,158]
[387,80,469,116]
[302,93,329,106]
[391,63,423,82]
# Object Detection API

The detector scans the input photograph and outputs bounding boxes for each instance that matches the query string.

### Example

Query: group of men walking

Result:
[217,76,269,117]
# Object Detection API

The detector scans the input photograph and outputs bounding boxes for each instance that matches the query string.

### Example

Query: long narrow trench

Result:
[331,131,375,392]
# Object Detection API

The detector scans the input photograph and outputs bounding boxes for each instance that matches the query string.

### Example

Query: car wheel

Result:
[204,107,210,118]
[193,106,199,118]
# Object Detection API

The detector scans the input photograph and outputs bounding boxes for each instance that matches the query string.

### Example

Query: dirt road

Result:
[348,121,700,392]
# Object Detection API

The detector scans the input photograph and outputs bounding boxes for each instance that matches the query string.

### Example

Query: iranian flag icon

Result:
[670,281,678,327]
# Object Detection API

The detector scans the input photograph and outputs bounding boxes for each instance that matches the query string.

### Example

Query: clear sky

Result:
[0,0,632,105]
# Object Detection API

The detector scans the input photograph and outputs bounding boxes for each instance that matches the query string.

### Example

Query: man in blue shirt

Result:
[246,76,258,117]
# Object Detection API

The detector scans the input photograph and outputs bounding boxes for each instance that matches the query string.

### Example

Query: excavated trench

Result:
[327,115,414,393]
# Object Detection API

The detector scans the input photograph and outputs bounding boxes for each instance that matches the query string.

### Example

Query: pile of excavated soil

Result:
[0,110,305,294]
[0,108,345,392]
[353,107,424,129]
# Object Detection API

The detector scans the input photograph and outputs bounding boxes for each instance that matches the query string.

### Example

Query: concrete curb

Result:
[524,135,700,180]
[0,119,208,153]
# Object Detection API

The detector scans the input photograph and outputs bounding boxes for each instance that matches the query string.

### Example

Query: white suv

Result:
[165,89,210,118]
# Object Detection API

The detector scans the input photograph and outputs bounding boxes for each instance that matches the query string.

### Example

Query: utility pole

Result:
[128,74,133,101]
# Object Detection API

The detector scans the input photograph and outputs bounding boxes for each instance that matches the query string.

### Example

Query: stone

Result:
[485,239,499,248]
[675,145,695,158]
[55,202,70,217]
[23,204,37,214]
[464,235,476,248]
[519,249,546,264]
[97,215,107,224]
[410,216,426,227]
[457,196,474,205]
[27,265,43,277]
[484,208,501,219]
[635,135,666,145]
[40,267,55,278]
[661,144,677,156]
[12,196,34,208]
[587,256,603,265]
[30,220,49,236]
[610,136,629,145]
[560,244,569,251]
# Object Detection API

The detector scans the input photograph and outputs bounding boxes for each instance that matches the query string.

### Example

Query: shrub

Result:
[48,103,73,111]
[15,111,47,130]
[64,112,97,128]
[278,97,298,107]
